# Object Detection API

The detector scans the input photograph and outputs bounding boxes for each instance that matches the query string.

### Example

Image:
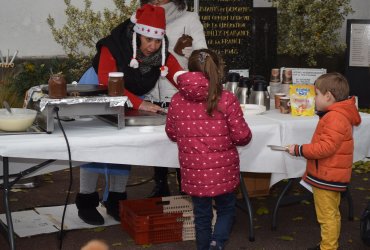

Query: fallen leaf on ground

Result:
[256,206,269,215]
[277,235,294,241]
[91,227,105,232]
[11,188,28,193]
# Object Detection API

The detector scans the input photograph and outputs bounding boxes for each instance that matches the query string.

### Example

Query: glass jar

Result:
[108,72,124,96]
[48,74,67,99]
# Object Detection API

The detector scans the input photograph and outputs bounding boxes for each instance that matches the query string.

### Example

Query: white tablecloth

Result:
[263,109,370,185]
[1,111,370,187]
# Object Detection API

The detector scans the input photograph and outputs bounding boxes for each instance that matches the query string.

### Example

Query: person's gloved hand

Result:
[182,47,193,59]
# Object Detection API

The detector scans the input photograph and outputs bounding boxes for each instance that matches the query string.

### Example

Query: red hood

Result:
[177,72,209,102]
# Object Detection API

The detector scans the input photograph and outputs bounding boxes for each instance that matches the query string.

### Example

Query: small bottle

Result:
[48,74,67,99]
[108,72,124,96]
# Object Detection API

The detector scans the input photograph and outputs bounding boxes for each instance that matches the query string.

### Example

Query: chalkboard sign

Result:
[194,0,253,70]
[345,19,370,108]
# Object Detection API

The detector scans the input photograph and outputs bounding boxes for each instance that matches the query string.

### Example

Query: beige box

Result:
[238,172,271,198]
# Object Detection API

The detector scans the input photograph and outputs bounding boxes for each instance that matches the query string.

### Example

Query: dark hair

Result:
[188,49,225,116]
[314,72,349,102]
[140,0,187,11]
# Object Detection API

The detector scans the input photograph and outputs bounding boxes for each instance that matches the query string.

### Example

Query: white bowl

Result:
[240,104,266,115]
[0,108,37,132]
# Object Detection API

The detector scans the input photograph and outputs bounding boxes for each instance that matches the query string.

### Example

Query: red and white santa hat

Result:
[130,4,168,76]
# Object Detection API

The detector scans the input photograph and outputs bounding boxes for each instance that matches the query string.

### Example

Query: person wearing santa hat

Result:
[141,0,207,198]
[75,4,185,226]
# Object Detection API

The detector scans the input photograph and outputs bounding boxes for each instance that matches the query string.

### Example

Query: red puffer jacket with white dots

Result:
[165,72,252,197]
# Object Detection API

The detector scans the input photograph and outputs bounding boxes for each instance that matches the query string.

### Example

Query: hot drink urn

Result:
[249,80,270,110]
[236,77,251,104]
[225,72,240,95]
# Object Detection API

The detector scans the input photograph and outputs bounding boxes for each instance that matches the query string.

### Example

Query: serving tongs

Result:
[267,145,289,152]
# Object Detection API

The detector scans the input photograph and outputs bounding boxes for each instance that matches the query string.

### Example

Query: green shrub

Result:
[269,0,353,66]
[47,0,139,77]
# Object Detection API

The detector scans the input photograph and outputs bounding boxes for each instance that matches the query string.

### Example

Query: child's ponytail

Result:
[188,49,225,116]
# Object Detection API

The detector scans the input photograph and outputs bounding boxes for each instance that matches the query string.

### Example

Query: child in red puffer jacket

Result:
[165,49,252,250]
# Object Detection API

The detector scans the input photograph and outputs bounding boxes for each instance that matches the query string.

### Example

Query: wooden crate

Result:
[238,173,271,198]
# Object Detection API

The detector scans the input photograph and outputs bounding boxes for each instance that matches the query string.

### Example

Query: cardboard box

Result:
[239,172,271,198]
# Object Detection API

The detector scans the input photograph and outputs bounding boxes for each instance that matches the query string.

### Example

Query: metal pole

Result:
[194,0,199,13]
[2,157,16,250]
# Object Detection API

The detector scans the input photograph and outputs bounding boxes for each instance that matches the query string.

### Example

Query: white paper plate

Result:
[240,104,266,115]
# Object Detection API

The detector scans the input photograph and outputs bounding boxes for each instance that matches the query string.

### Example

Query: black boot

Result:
[148,167,170,198]
[176,168,186,195]
[104,192,127,221]
[75,192,104,225]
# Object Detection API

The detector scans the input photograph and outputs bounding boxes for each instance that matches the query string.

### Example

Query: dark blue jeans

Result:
[192,192,236,250]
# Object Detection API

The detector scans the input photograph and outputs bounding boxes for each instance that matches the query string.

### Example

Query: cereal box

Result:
[289,84,315,116]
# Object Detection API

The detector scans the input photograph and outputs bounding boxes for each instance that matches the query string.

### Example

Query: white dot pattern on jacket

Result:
[165,72,252,197]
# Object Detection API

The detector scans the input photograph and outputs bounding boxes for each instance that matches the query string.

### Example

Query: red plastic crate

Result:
[120,196,195,245]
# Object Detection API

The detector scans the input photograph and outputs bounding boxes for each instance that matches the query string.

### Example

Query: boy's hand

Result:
[288,144,296,156]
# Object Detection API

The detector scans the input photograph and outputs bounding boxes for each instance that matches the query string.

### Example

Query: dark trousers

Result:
[153,167,181,187]
[192,192,236,250]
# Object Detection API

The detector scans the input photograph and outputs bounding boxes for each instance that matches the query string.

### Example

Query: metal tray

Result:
[267,145,289,152]
[41,84,107,96]
[97,109,166,127]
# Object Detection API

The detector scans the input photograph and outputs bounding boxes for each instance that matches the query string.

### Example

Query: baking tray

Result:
[0,123,48,135]
[41,84,107,96]
[97,109,166,127]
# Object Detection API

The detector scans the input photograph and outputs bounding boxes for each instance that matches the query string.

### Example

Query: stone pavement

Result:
[1,163,369,250]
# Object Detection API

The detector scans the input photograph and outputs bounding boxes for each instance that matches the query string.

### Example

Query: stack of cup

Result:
[269,68,281,99]
[281,68,292,96]
[274,93,286,109]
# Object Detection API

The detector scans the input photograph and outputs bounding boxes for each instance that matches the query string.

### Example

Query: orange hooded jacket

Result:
[295,97,361,191]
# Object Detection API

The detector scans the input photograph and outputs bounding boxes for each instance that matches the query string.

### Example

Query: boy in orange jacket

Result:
[288,72,361,250]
